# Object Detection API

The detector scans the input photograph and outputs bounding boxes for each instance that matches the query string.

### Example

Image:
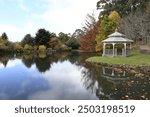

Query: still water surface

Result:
[0,52,150,100]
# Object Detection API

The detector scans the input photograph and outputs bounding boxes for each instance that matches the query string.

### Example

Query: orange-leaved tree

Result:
[79,13,100,52]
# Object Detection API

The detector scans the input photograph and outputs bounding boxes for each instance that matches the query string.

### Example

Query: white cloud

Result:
[22,20,39,36]
[31,0,99,34]
[0,22,36,42]
[0,24,19,33]
[0,24,22,41]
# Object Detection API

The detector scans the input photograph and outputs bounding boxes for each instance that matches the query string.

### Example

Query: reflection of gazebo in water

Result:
[101,67,128,84]
[102,30,134,57]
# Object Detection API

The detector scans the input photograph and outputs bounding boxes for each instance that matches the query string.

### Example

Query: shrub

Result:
[24,44,33,50]
[56,44,71,51]
[14,43,23,52]
[39,45,46,52]
[0,38,7,45]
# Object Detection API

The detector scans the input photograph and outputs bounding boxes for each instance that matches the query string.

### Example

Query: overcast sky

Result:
[0,0,99,42]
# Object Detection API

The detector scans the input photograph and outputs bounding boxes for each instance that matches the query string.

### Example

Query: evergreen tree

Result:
[97,0,149,17]
[58,32,70,44]
[35,29,51,46]
[21,34,34,46]
[1,32,8,40]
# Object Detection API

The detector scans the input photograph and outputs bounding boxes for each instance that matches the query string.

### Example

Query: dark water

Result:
[0,52,150,100]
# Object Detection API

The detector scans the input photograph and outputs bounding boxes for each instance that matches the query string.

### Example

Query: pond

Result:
[0,52,150,100]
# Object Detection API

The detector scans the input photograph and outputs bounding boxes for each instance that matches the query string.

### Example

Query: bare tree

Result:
[119,10,150,43]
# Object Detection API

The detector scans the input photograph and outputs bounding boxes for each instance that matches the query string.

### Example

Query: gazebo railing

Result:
[105,49,113,55]
[104,49,131,57]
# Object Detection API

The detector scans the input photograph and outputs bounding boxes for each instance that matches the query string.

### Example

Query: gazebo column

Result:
[124,43,127,57]
[103,43,106,56]
[102,67,106,75]
[129,43,132,55]
[112,43,115,57]
[111,69,115,76]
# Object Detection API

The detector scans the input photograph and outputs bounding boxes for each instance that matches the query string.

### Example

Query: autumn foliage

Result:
[79,17,100,52]
[95,11,121,52]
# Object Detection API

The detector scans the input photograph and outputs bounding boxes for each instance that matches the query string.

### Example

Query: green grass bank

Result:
[86,51,150,66]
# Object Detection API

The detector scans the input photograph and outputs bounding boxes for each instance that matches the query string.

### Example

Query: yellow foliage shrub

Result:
[39,45,46,52]
[24,44,33,50]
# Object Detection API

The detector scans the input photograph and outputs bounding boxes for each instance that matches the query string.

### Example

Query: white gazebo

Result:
[101,30,134,57]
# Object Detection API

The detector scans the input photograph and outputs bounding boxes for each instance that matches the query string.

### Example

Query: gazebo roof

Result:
[102,31,133,43]
[108,32,125,37]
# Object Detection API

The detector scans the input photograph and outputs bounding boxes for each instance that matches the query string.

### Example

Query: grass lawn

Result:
[86,51,150,66]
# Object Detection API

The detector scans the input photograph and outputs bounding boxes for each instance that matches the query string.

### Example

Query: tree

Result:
[58,32,70,44]
[119,10,150,43]
[66,37,80,49]
[82,13,97,32]
[96,11,121,51]
[21,34,34,46]
[1,32,8,40]
[108,11,121,26]
[146,2,150,15]
[72,29,84,40]
[97,0,149,17]
[0,34,10,46]
[65,29,83,49]
[35,29,51,46]
[79,13,99,52]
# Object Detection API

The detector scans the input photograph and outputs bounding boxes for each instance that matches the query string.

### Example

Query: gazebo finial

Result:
[115,28,118,32]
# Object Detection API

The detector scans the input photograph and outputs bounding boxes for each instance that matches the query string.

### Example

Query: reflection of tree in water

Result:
[67,52,80,64]
[81,64,100,93]
[35,56,51,73]
[2,59,8,67]
[0,53,14,67]
[22,54,34,68]
[81,63,150,100]
[20,53,52,73]
[21,52,74,73]
[21,52,97,73]
[48,51,96,66]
